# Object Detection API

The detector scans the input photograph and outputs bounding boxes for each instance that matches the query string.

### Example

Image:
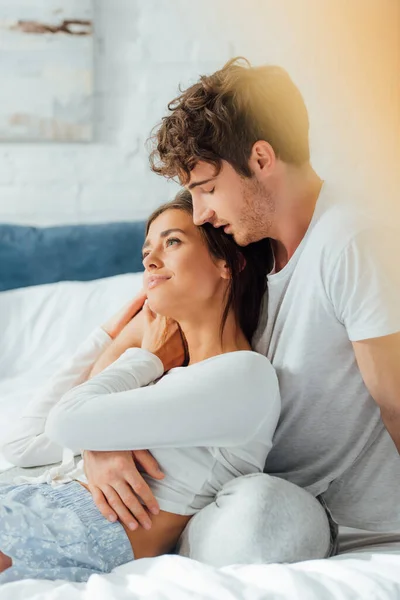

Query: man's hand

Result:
[84,449,165,530]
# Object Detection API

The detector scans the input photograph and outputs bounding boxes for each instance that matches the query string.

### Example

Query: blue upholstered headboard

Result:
[0,221,146,292]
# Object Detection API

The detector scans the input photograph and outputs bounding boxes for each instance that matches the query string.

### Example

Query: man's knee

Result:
[177,474,331,567]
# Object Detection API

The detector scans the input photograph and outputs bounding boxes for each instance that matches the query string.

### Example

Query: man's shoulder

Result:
[300,187,400,304]
[305,185,389,264]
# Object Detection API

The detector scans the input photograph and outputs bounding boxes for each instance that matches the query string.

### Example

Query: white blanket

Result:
[1,275,400,599]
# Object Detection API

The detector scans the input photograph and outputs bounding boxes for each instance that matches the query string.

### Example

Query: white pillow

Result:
[0,272,144,378]
[0,273,144,470]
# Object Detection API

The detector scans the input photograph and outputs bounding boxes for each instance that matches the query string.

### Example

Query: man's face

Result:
[187,160,275,246]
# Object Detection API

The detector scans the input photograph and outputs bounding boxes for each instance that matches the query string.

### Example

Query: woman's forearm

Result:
[90,313,145,378]
[89,338,137,378]
[46,349,280,453]
[2,327,112,467]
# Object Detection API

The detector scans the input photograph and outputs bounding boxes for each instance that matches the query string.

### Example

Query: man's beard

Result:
[238,177,275,244]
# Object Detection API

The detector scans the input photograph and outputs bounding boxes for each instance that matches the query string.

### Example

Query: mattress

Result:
[1,274,400,599]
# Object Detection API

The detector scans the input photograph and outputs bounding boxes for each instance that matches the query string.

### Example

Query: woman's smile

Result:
[147,275,171,289]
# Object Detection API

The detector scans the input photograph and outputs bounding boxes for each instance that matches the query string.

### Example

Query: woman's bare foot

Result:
[0,551,12,572]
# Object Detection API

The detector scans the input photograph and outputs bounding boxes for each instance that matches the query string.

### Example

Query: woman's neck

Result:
[178,309,250,365]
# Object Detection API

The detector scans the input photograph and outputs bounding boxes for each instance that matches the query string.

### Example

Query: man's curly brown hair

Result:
[149,57,310,184]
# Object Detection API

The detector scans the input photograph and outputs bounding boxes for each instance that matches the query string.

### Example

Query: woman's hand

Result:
[141,302,186,372]
[84,449,165,530]
[102,290,147,340]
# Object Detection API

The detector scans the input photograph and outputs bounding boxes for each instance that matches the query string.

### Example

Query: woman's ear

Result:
[219,261,231,280]
[218,254,246,280]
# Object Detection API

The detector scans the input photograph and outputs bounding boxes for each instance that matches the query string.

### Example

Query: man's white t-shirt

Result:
[254,182,400,531]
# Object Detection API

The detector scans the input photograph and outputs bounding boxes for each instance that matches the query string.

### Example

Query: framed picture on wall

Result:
[0,0,93,142]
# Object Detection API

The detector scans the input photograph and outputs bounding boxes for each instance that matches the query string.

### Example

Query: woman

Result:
[0,190,280,583]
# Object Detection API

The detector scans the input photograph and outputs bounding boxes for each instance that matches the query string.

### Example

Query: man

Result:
[84,58,400,562]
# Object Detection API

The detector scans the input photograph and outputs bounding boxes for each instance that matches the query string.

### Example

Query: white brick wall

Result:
[0,0,399,226]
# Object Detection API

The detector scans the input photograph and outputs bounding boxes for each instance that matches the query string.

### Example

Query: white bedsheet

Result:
[1,275,400,599]
[0,273,142,471]
[1,553,400,600]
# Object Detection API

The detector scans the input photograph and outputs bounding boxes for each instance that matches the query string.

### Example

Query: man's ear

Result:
[238,254,247,272]
[248,140,276,177]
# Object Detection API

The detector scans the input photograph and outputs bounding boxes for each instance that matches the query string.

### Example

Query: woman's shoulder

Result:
[202,349,274,371]
[169,349,272,370]
[205,352,280,412]
[169,350,278,391]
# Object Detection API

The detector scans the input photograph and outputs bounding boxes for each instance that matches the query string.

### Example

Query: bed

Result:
[1,222,400,599]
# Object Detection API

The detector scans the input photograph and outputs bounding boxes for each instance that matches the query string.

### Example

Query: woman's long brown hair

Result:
[146,189,272,344]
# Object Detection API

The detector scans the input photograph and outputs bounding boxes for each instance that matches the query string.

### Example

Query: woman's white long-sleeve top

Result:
[3,328,281,515]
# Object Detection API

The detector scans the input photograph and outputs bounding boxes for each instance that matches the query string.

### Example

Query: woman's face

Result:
[142,209,229,317]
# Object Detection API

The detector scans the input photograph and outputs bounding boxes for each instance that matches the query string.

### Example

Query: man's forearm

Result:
[381,408,400,454]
